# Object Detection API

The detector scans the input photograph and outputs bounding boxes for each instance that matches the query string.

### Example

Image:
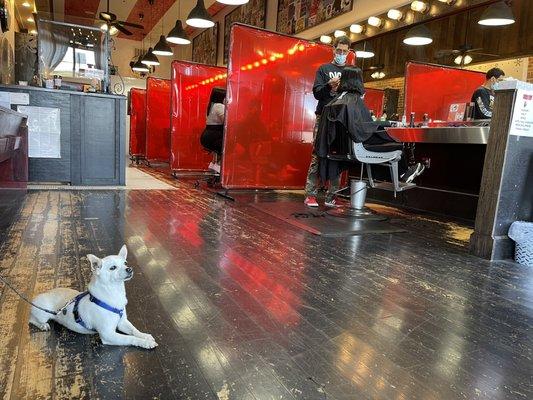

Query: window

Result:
[53,46,96,77]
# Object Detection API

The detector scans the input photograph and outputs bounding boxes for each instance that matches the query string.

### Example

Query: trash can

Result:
[508,221,533,267]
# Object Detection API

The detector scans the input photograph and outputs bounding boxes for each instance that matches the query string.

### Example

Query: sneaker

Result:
[304,196,319,207]
[208,162,220,174]
[324,198,339,208]
[401,163,425,183]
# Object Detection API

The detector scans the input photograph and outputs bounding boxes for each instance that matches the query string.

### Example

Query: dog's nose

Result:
[126,267,132,274]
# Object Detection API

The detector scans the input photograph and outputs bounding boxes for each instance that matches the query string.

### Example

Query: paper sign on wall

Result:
[10,92,29,105]
[0,92,10,109]
[509,90,533,138]
[18,106,61,158]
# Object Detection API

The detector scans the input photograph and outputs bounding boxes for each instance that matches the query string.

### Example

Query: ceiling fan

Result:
[435,44,499,67]
[98,0,144,36]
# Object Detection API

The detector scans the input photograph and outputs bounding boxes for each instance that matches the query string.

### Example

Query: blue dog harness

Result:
[72,291,124,331]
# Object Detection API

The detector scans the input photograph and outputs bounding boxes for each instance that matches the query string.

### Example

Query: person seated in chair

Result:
[200,87,226,173]
[314,67,424,204]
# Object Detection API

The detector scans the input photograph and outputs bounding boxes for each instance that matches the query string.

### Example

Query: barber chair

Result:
[326,134,416,218]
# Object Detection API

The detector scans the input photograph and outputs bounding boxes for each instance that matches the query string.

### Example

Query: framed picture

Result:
[277,0,354,35]
[223,0,267,64]
[192,23,219,65]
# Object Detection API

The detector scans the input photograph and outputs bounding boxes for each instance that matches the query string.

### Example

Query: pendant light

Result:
[186,0,214,28]
[478,1,515,26]
[166,1,191,45]
[133,57,150,72]
[354,42,375,58]
[403,24,433,45]
[142,1,160,66]
[133,35,150,73]
[154,35,173,55]
[153,10,173,56]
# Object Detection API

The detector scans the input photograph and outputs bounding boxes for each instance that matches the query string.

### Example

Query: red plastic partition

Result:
[222,25,333,189]
[170,61,227,172]
[404,62,485,122]
[146,77,171,163]
[129,88,146,158]
[363,88,385,116]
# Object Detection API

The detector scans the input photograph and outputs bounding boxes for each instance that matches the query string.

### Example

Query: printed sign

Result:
[509,90,533,137]
[18,105,61,158]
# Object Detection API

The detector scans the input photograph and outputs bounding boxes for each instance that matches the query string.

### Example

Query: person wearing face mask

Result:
[471,68,505,120]
[304,35,351,208]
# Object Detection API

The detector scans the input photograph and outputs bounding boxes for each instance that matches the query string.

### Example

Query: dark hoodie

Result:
[314,92,393,182]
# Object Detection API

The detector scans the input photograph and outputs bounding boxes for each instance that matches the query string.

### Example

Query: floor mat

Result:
[250,201,405,237]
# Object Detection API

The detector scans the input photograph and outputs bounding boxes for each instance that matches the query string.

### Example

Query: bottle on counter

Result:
[54,75,62,90]
[422,113,429,127]
[401,114,407,126]
[409,112,415,128]
[45,76,54,89]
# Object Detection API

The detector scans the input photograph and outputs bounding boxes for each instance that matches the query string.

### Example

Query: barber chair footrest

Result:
[327,206,387,220]
[371,181,416,192]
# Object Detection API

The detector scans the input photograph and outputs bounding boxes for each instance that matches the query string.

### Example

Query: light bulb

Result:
[367,17,382,27]
[320,35,332,44]
[334,30,346,38]
[350,24,364,34]
[387,9,403,21]
[411,1,428,13]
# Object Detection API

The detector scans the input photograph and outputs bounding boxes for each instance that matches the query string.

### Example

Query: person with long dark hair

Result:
[200,87,226,172]
[314,67,424,199]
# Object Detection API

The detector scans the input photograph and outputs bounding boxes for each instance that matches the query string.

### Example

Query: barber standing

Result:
[471,67,505,120]
[304,36,351,208]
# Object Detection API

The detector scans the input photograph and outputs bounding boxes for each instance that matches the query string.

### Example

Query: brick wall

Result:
[366,77,406,115]
[528,58,533,83]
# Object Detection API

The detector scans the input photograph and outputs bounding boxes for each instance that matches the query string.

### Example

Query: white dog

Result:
[29,245,157,349]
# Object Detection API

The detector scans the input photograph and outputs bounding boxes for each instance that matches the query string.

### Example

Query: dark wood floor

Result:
[0,181,531,399]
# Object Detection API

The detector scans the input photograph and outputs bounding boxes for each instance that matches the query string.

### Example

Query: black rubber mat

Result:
[250,201,405,237]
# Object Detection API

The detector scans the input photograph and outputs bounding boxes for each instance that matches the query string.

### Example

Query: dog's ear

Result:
[87,254,102,273]
[118,245,127,260]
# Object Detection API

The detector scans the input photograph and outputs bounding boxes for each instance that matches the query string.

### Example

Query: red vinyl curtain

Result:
[146,77,171,163]
[404,62,485,122]
[129,88,146,157]
[170,61,227,172]
[364,88,385,116]
[221,24,333,189]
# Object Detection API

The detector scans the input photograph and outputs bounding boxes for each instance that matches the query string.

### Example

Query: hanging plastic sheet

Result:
[146,77,171,163]
[363,88,385,117]
[404,62,485,122]
[129,88,146,158]
[221,24,333,189]
[170,61,227,172]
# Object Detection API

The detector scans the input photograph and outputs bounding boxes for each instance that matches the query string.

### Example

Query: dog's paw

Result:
[139,333,155,342]
[38,322,51,331]
[137,338,158,349]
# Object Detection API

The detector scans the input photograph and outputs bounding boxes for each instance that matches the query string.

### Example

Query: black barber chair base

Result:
[327,206,386,220]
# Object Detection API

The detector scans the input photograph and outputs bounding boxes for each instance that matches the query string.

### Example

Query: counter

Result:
[0,85,126,186]
[363,126,489,221]
[386,126,490,144]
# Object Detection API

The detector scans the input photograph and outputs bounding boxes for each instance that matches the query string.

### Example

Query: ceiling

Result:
[18,0,226,41]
